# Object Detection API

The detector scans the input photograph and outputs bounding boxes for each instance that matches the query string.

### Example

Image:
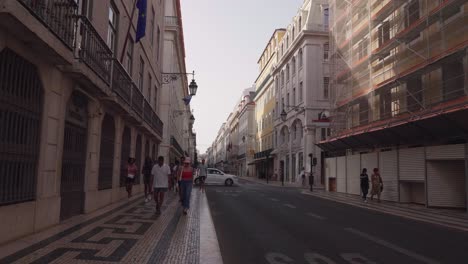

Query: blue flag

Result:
[182,95,192,106]
[136,0,147,42]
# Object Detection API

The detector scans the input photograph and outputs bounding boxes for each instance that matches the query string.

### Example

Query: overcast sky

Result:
[181,0,304,154]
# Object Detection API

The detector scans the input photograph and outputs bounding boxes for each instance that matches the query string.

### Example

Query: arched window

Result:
[98,114,115,190]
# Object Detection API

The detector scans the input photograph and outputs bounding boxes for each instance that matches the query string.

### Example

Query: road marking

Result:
[340,253,376,264]
[265,252,294,264]
[304,253,336,264]
[283,204,296,209]
[270,198,280,202]
[307,213,326,220]
[345,228,440,264]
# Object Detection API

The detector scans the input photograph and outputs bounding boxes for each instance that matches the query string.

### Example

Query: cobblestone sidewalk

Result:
[0,190,222,264]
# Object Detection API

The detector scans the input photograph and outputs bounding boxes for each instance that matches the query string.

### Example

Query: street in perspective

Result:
[1,0,468,263]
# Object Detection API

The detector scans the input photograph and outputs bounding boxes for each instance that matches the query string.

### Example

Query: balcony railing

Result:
[112,60,132,105]
[18,0,78,49]
[17,1,164,137]
[78,16,113,84]
[164,16,179,26]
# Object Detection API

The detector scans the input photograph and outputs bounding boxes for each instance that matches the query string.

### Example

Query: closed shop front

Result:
[325,158,336,191]
[399,147,425,204]
[426,144,466,208]
[346,154,360,195]
[379,150,398,202]
[336,156,346,193]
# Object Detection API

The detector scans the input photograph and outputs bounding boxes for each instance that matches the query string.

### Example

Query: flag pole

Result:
[120,0,139,63]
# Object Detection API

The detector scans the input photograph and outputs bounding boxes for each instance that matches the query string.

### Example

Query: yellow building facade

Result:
[253,29,285,179]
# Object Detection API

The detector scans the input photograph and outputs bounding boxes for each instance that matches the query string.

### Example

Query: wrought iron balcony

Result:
[17,0,78,49]
[111,60,132,105]
[164,16,179,27]
[77,16,113,84]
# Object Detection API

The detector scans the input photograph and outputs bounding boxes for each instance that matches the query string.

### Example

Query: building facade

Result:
[272,0,331,186]
[0,0,169,244]
[253,29,285,180]
[159,0,193,164]
[237,88,256,177]
[320,0,468,210]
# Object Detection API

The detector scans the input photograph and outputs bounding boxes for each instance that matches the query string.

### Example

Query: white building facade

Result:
[272,0,331,186]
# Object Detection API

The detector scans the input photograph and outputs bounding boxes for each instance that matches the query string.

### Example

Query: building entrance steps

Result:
[0,190,222,264]
[302,190,468,232]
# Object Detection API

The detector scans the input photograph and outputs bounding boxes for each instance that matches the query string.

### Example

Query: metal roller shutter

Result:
[361,153,378,173]
[427,161,466,208]
[426,144,464,160]
[379,150,398,202]
[337,156,346,193]
[346,154,360,195]
[325,158,336,191]
[399,147,425,181]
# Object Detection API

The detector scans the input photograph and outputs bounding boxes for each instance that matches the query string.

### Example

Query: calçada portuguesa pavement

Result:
[0,190,222,264]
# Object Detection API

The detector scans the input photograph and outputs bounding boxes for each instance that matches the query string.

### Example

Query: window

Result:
[323,77,329,99]
[323,7,329,29]
[391,86,401,117]
[281,71,285,86]
[357,37,368,60]
[321,128,331,140]
[406,0,420,27]
[292,88,296,106]
[281,98,285,112]
[323,42,329,61]
[151,8,155,46]
[299,16,302,29]
[286,65,290,81]
[138,57,144,91]
[125,37,134,75]
[154,85,158,109]
[299,82,303,102]
[82,0,93,19]
[287,93,290,106]
[292,26,295,39]
[298,49,303,68]
[147,73,152,100]
[156,27,161,60]
[378,21,390,47]
[292,57,296,75]
[107,3,118,53]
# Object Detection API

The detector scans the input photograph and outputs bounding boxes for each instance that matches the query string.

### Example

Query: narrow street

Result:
[207,179,468,264]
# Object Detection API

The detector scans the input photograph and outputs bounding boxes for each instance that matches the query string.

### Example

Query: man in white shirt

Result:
[151,156,171,215]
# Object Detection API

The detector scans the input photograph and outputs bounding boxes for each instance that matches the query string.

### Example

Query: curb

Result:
[238,177,304,189]
[200,192,223,264]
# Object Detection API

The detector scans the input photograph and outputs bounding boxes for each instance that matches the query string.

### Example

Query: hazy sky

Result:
[181,0,304,154]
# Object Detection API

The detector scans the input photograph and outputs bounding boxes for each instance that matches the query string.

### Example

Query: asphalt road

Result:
[205,179,468,264]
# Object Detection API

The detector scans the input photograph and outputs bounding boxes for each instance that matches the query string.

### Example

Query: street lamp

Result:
[162,70,198,96]
[280,109,287,122]
[280,105,305,122]
[189,114,195,125]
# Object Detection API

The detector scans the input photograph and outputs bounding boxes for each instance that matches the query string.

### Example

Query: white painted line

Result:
[307,213,326,220]
[200,192,224,264]
[270,198,280,202]
[345,228,440,264]
[284,204,296,209]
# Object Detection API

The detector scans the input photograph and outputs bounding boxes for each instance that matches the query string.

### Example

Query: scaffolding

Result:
[326,0,468,150]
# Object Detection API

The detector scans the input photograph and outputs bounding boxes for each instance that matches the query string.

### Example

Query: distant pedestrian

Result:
[198,159,208,192]
[126,157,138,198]
[151,156,171,215]
[370,168,383,202]
[142,156,153,202]
[172,160,181,193]
[179,157,194,215]
[360,168,369,202]
[299,167,306,187]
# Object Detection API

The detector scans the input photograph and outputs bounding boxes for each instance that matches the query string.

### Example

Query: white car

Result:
[194,168,237,186]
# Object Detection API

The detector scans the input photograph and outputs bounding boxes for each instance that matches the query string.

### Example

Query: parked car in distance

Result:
[194,168,237,186]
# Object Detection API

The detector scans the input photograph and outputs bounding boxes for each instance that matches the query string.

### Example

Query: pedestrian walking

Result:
[176,156,185,201]
[172,160,181,193]
[126,157,138,198]
[198,159,208,192]
[370,168,383,202]
[360,168,369,202]
[142,156,153,203]
[179,157,194,215]
[151,156,171,215]
[299,167,306,187]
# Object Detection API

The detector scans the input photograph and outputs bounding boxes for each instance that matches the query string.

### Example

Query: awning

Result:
[318,100,468,152]
[247,157,268,165]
